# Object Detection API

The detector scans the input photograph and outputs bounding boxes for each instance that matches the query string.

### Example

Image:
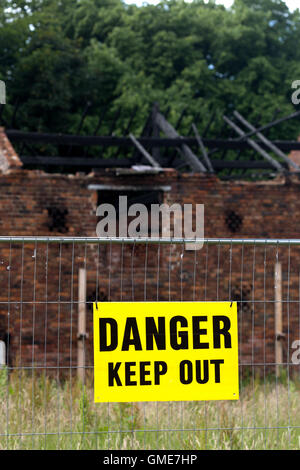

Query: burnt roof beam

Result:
[7,130,300,151]
[154,112,207,173]
[223,115,284,172]
[192,123,214,173]
[238,109,300,141]
[129,133,162,170]
[233,111,300,171]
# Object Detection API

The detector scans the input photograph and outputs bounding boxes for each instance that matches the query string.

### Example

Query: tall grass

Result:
[0,367,299,450]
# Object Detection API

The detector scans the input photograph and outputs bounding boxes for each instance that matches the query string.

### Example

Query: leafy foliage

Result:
[1,0,300,139]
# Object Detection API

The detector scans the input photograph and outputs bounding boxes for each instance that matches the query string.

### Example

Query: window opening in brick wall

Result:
[97,189,163,237]
[86,289,108,312]
[47,206,69,233]
[225,210,243,233]
[231,284,252,315]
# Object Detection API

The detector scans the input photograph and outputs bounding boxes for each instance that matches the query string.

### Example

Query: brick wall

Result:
[0,130,299,377]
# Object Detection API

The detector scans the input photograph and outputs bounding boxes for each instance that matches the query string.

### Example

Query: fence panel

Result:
[0,237,299,450]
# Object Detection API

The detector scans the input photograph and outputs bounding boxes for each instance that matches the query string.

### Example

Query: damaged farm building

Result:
[0,104,300,377]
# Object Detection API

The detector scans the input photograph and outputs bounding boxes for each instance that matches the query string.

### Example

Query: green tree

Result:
[1,0,300,142]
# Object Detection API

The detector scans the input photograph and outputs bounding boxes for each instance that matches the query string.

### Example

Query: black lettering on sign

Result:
[99,318,118,351]
[125,362,137,386]
[213,316,232,348]
[179,359,224,384]
[170,316,188,350]
[121,317,142,351]
[145,317,166,350]
[192,316,209,349]
[195,360,209,384]
[140,361,151,385]
[179,360,193,384]
[108,361,168,387]
[154,361,168,384]
[210,359,224,383]
[99,314,233,352]
[108,362,122,386]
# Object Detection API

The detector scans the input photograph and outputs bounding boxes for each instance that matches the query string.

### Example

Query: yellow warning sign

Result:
[93,302,239,403]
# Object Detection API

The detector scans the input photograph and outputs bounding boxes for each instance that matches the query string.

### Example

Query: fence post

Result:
[274,261,283,378]
[77,267,87,382]
[0,340,5,367]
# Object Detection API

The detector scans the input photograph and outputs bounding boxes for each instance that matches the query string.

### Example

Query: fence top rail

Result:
[0,236,299,246]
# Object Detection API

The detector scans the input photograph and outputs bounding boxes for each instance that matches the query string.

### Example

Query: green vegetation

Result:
[0,367,299,450]
[1,0,300,142]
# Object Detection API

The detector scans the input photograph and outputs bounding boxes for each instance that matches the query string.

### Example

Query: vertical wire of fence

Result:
[0,237,299,450]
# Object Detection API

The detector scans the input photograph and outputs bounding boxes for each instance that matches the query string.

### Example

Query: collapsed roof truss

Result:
[2,102,300,179]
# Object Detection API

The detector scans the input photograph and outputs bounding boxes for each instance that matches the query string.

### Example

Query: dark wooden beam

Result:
[20,155,288,170]
[7,130,300,151]
[192,123,214,173]
[154,112,207,172]
[223,115,283,171]
[129,133,161,169]
[233,110,300,171]
[211,160,287,170]
[238,109,300,141]
[20,156,133,167]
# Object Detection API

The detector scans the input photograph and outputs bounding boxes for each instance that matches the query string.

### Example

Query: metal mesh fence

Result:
[0,236,299,450]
